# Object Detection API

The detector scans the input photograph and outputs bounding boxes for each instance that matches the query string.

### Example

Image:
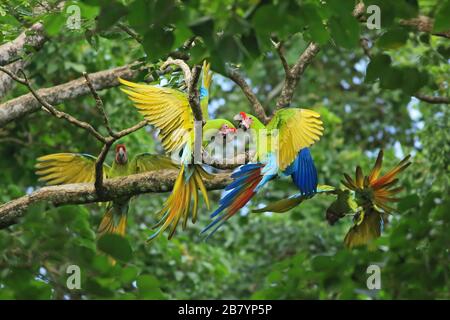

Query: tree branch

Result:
[272,39,290,74]
[0,22,46,66]
[188,65,203,122]
[275,42,320,111]
[16,69,106,143]
[160,57,192,87]
[0,170,233,229]
[83,72,115,136]
[227,68,269,124]
[400,15,450,39]
[0,64,141,127]
[414,94,450,104]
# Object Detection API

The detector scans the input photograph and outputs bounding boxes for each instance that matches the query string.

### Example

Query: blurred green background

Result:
[0,0,448,299]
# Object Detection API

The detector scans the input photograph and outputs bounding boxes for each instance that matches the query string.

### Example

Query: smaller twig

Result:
[16,69,106,143]
[360,37,372,58]
[117,22,142,43]
[0,65,26,84]
[115,120,148,138]
[160,57,192,87]
[83,72,115,137]
[227,68,269,124]
[272,39,290,74]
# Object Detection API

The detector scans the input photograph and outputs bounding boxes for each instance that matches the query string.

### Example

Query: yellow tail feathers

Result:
[149,164,212,241]
[98,207,127,238]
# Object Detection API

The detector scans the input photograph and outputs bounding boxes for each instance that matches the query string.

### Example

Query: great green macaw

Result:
[119,62,236,241]
[202,109,324,238]
[35,144,178,237]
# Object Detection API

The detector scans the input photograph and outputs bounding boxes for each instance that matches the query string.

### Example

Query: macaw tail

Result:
[344,208,388,249]
[290,148,318,196]
[148,164,212,242]
[97,204,128,237]
[201,163,267,239]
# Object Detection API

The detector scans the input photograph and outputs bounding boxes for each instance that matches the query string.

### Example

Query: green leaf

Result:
[365,54,392,82]
[216,34,241,63]
[96,1,127,31]
[137,275,166,299]
[328,17,360,49]
[97,234,133,262]
[433,1,450,32]
[43,13,66,36]
[398,194,420,212]
[300,4,330,45]
[189,16,215,47]
[377,28,409,49]
[142,27,175,60]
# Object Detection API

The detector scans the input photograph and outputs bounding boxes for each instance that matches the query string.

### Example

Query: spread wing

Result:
[35,153,110,185]
[119,78,194,153]
[268,108,324,171]
[130,153,179,174]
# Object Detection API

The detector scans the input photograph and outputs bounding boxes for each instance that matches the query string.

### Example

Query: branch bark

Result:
[0,22,47,66]
[275,42,320,111]
[414,93,450,104]
[0,64,140,128]
[0,170,233,229]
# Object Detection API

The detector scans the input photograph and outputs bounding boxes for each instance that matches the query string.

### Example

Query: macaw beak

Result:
[233,113,250,131]
[117,148,127,163]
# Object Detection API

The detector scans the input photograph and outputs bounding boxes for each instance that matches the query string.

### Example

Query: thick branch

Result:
[227,68,269,124]
[0,170,233,229]
[0,23,46,66]
[0,64,139,127]
[275,42,320,111]
[414,94,450,104]
[188,65,203,122]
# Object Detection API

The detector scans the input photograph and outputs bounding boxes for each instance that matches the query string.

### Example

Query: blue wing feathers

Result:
[291,148,318,195]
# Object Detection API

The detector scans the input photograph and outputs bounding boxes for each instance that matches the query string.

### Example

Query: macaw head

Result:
[202,119,236,146]
[115,144,128,164]
[218,122,237,137]
[233,112,256,131]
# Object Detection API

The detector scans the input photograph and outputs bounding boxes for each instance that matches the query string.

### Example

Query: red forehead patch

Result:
[115,144,126,152]
[239,111,248,120]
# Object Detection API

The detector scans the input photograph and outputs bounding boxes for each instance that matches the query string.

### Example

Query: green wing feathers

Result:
[131,153,179,174]
[35,153,109,185]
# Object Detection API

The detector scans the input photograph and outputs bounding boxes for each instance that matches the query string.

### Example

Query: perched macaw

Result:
[119,62,236,240]
[35,144,178,237]
[202,108,324,237]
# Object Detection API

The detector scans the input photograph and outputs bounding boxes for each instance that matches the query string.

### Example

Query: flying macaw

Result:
[202,108,324,237]
[340,150,411,248]
[118,62,236,240]
[35,144,178,237]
